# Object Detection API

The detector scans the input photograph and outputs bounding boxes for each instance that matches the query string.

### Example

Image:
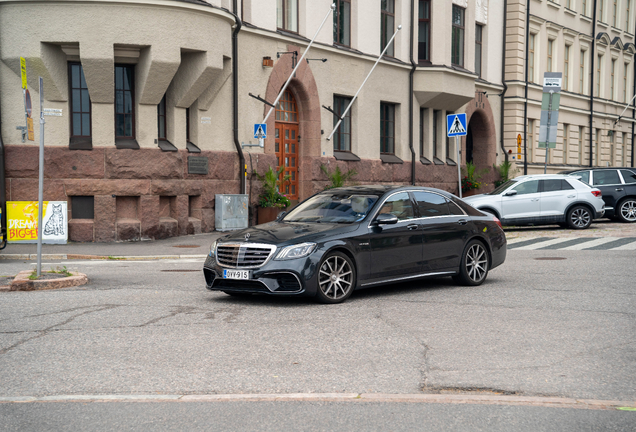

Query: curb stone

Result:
[9,270,89,291]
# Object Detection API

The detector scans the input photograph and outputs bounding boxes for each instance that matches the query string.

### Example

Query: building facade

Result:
[504,0,636,174]
[0,0,504,242]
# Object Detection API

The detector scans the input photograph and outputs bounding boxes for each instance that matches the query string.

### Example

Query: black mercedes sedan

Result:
[203,185,507,304]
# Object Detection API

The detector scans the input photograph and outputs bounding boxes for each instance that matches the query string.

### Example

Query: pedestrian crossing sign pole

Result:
[447,113,467,198]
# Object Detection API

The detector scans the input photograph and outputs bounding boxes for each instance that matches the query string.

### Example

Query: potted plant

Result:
[493,160,518,188]
[254,165,291,224]
[320,164,357,190]
[461,161,485,196]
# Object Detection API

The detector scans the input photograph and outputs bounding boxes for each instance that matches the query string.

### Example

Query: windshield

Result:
[283,193,380,223]
[488,179,517,195]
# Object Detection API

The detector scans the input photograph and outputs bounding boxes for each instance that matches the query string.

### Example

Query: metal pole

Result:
[328,25,402,141]
[36,77,45,277]
[263,3,335,124]
[456,136,462,198]
[544,91,553,174]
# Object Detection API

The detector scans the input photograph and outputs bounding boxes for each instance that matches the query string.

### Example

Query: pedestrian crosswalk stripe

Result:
[513,238,573,250]
[507,237,636,251]
[612,241,636,250]
[560,237,620,250]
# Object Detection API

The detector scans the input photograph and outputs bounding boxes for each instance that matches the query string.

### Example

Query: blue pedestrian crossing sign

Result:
[447,113,467,137]
[254,123,267,139]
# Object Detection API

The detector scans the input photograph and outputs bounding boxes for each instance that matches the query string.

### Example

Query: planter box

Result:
[257,207,283,225]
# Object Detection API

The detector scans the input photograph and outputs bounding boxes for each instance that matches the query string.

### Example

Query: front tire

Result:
[617,198,636,223]
[453,240,489,286]
[567,205,592,229]
[315,252,356,304]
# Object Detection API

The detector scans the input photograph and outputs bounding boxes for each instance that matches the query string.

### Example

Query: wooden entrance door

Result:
[275,90,299,200]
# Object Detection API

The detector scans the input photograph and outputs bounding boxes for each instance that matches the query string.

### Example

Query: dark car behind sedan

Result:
[203,185,506,304]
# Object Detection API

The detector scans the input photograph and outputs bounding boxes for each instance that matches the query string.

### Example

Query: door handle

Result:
[407,224,419,230]
[567,195,575,198]
[616,188,624,192]
[457,219,468,225]
[531,198,539,202]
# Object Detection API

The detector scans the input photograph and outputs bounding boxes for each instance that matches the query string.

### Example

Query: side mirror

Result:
[375,213,398,225]
[276,211,287,221]
[504,190,518,197]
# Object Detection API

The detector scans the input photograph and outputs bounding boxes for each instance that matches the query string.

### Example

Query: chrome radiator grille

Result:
[216,243,276,268]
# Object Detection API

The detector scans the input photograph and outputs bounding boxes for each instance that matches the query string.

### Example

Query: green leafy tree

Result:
[320,164,357,190]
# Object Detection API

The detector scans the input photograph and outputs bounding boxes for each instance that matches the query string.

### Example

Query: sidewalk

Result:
[0,232,225,260]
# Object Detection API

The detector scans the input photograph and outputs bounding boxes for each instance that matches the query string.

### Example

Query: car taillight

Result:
[591,190,602,197]
[493,216,502,228]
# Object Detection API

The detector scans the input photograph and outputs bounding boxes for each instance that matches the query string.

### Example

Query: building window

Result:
[451,5,465,67]
[624,63,629,103]
[115,65,136,144]
[613,0,618,27]
[68,63,91,149]
[381,0,395,56]
[547,39,554,72]
[626,0,631,30]
[563,124,569,164]
[333,0,351,46]
[419,108,427,157]
[446,111,453,161]
[600,0,606,22]
[380,102,395,154]
[564,45,570,90]
[475,24,483,77]
[333,95,352,152]
[158,94,167,140]
[595,128,601,165]
[623,132,628,165]
[277,0,298,32]
[528,119,535,162]
[611,59,616,100]
[582,0,588,16]
[433,110,439,159]
[610,130,615,166]
[418,0,431,62]
[579,126,585,165]
[580,50,586,94]
[566,0,571,9]
[71,196,95,219]
[529,34,536,83]
[597,55,603,97]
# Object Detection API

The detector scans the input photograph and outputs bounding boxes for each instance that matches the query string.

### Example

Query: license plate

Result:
[223,269,251,280]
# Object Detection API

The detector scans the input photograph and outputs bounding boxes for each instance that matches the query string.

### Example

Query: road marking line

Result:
[560,237,621,250]
[0,393,634,410]
[612,240,636,250]
[506,237,538,245]
[513,238,573,250]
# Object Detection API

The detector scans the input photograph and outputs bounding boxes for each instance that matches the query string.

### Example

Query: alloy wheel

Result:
[318,255,353,300]
[619,200,636,222]
[570,208,591,228]
[465,243,488,283]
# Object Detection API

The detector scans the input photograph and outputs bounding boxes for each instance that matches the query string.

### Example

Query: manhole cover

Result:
[160,269,200,272]
[172,245,200,248]
[534,257,567,260]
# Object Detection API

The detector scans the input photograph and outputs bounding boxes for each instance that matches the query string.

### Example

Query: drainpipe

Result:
[523,0,530,175]
[632,19,636,167]
[589,0,598,167]
[409,0,416,185]
[231,0,246,194]
[500,0,509,164]
[0,98,6,249]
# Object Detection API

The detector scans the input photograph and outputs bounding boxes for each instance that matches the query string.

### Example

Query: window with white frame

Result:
[626,0,631,31]
[547,39,554,72]
[475,24,483,77]
[528,119,535,162]
[624,63,629,102]
[596,54,603,97]
[529,34,536,83]
[613,0,618,27]
[580,49,586,94]
[277,0,298,32]
[451,5,465,67]
[563,124,569,164]
[564,45,570,90]
[600,0,606,23]
[333,0,351,46]
[582,0,588,16]
[579,126,585,165]
[381,0,395,57]
[611,59,616,100]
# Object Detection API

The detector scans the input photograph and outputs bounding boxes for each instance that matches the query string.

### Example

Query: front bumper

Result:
[203,253,316,296]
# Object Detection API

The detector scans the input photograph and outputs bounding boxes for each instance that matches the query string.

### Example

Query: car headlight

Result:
[275,242,317,260]
[209,239,218,257]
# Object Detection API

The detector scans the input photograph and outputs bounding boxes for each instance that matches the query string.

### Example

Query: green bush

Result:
[254,166,291,208]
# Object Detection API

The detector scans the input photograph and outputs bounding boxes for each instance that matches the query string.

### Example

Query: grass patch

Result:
[107,256,125,260]
[28,266,73,280]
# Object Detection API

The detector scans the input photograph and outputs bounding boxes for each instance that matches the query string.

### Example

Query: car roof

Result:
[511,174,573,181]
[560,167,636,174]
[320,184,455,199]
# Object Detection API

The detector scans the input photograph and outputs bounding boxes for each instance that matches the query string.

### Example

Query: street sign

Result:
[20,57,27,89]
[447,113,467,137]
[25,89,32,118]
[254,123,267,139]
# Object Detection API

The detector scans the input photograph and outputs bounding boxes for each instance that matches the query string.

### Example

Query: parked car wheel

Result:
[453,240,489,286]
[567,205,592,229]
[315,252,356,304]
[617,198,636,223]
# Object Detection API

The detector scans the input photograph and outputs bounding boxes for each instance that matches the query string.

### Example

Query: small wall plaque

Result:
[188,156,209,175]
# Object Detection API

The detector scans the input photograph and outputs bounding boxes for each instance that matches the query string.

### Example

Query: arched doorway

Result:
[275,90,300,199]
[466,122,475,164]
[464,109,495,168]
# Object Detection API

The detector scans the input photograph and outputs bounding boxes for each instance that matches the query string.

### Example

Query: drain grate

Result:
[534,257,567,260]
[160,269,201,272]
[172,245,201,249]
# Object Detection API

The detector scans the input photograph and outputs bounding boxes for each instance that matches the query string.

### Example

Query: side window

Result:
[447,200,465,216]
[378,192,414,221]
[541,179,562,192]
[576,170,590,184]
[620,170,636,184]
[592,170,621,186]
[561,179,574,190]
[512,180,539,195]
[412,192,450,217]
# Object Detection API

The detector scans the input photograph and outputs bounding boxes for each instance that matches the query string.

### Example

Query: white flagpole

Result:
[327,25,402,142]
[263,3,336,123]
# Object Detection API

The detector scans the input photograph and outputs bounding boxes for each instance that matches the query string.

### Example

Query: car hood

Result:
[462,194,494,205]
[217,221,360,246]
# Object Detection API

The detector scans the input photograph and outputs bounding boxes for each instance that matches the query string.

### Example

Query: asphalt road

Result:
[0,247,634,430]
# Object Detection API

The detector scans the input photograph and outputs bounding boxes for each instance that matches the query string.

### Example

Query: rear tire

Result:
[453,240,489,286]
[616,198,636,223]
[566,205,592,230]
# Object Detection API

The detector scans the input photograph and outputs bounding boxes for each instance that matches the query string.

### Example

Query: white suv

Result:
[462,174,605,229]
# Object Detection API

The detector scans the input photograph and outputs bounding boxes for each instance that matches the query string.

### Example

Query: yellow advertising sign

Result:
[7,201,46,242]
[27,117,34,141]
[20,57,27,89]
